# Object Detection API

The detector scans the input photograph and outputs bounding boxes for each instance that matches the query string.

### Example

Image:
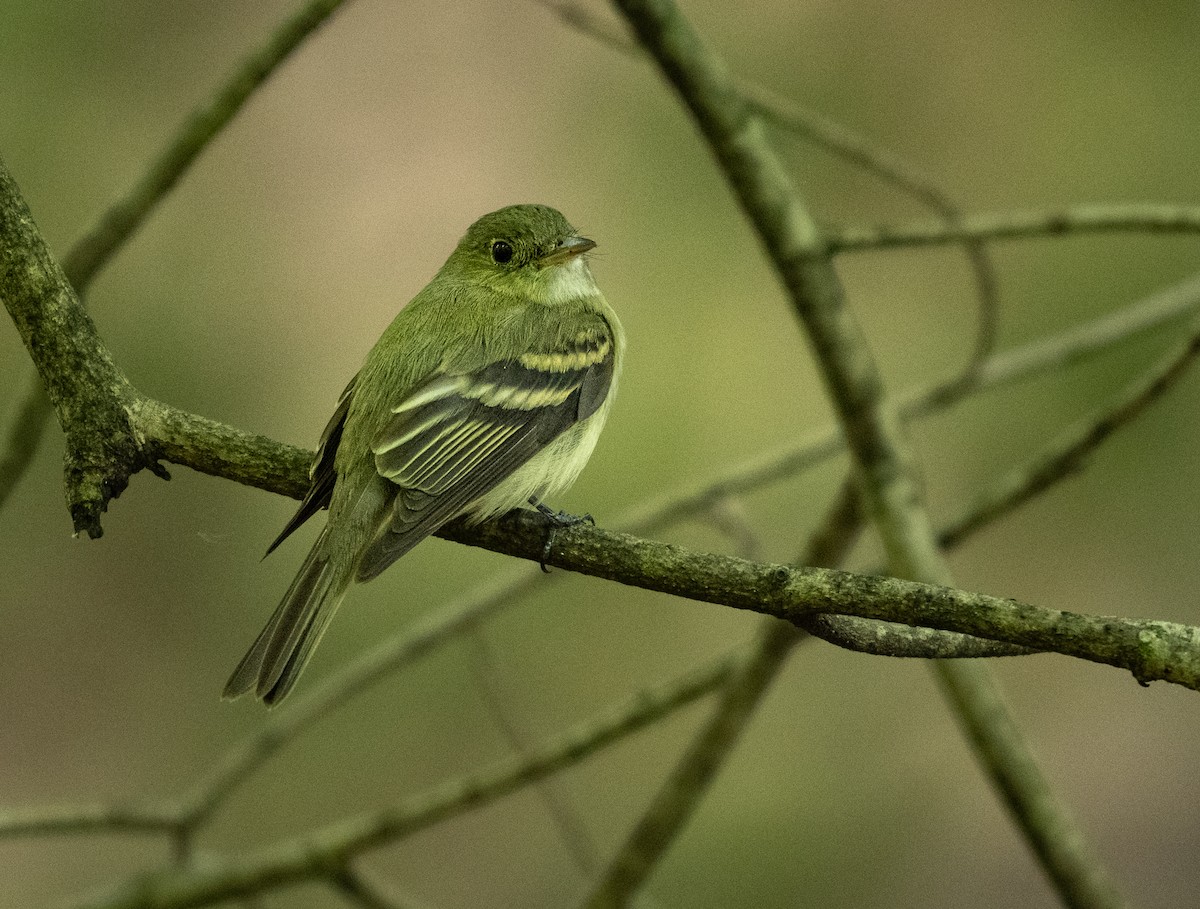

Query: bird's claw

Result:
[530,499,594,571]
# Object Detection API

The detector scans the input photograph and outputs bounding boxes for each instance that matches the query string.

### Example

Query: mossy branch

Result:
[0,160,168,537]
[0,0,350,515]
[2,8,1195,693]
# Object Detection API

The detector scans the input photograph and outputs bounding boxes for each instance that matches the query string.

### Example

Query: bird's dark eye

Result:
[491,240,514,264]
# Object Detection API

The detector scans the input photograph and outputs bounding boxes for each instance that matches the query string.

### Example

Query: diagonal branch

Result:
[941,316,1200,548]
[581,477,860,907]
[0,0,351,514]
[581,293,1200,901]
[621,268,1200,535]
[59,0,352,289]
[332,866,431,909]
[0,367,52,504]
[537,0,1004,370]
[173,565,539,827]
[69,651,740,909]
[607,2,1126,908]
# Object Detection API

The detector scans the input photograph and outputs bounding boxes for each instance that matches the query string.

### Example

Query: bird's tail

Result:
[223,528,350,706]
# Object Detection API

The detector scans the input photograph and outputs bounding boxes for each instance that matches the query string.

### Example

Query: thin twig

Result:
[70,653,740,909]
[332,866,431,909]
[62,0,352,288]
[0,803,180,838]
[467,627,602,878]
[537,0,1003,370]
[175,565,540,826]
[626,269,1200,536]
[940,316,1200,549]
[829,204,1200,253]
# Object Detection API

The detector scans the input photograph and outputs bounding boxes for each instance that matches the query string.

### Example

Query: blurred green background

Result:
[3,1,1200,906]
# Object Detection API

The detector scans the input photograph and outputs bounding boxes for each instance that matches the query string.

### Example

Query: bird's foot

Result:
[529,498,594,572]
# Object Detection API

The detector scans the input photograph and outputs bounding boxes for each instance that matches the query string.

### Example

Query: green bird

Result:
[224,204,623,705]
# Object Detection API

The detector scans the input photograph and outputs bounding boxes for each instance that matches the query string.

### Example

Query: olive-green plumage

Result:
[224,205,623,705]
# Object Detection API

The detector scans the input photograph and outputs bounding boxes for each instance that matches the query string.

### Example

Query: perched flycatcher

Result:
[224,204,622,705]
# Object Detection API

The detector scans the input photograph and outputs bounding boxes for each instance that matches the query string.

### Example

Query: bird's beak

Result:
[539,235,597,266]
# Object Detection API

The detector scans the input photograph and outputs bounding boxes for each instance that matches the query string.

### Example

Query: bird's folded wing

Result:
[358,323,615,581]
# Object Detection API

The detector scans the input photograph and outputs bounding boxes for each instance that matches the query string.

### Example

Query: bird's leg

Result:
[528,497,594,572]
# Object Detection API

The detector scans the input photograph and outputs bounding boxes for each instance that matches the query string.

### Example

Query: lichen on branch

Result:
[0,159,167,537]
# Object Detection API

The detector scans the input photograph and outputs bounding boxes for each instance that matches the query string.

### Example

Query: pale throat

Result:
[541,254,599,304]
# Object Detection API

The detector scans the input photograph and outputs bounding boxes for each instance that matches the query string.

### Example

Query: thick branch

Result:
[455,511,1200,690]
[608,3,1126,906]
[135,398,310,500]
[0,159,165,536]
[0,0,351,516]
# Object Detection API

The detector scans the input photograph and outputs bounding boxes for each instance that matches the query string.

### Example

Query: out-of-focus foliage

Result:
[3,2,1199,906]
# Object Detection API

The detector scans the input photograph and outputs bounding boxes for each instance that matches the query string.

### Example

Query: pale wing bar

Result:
[359,328,614,581]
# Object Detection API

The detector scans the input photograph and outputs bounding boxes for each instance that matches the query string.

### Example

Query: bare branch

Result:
[62,0,352,289]
[0,803,180,838]
[135,398,310,500]
[332,867,432,909]
[467,626,603,878]
[935,662,1127,909]
[445,511,1200,690]
[626,269,1200,536]
[941,317,1200,548]
[607,3,1126,908]
[537,0,1003,369]
[70,653,738,909]
[581,477,863,908]
[174,566,537,827]
[830,204,1200,253]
